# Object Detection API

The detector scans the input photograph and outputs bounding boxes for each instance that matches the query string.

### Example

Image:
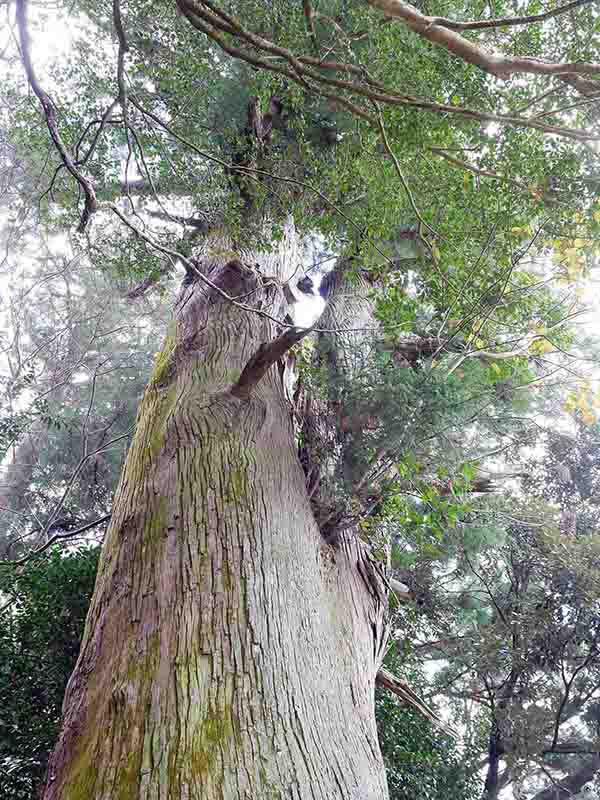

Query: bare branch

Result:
[31,431,131,551]
[15,0,98,231]
[376,668,458,737]
[0,513,112,567]
[529,756,600,800]
[401,0,594,32]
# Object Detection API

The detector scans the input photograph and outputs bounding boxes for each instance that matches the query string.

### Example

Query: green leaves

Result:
[376,651,482,800]
[0,548,99,799]
[386,459,477,562]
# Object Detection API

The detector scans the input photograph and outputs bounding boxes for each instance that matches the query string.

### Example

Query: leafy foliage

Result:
[376,651,482,800]
[0,548,99,799]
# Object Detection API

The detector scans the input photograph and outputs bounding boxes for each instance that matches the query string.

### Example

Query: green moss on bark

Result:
[190,707,235,780]
[150,323,177,388]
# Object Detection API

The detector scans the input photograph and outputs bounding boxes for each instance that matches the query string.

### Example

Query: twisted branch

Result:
[16,0,98,231]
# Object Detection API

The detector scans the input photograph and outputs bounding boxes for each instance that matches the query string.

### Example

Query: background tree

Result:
[0,242,169,558]
[0,547,99,799]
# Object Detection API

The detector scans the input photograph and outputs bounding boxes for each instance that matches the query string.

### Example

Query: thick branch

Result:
[231,325,314,400]
[176,0,597,142]
[368,0,600,92]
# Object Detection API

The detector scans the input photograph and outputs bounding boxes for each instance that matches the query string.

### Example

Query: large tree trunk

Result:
[42,227,389,799]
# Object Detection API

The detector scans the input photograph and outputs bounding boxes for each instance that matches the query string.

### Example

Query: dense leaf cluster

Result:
[0,548,99,799]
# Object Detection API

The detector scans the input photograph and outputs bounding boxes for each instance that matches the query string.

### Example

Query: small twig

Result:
[36,431,130,545]
[75,103,120,165]
[430,147,541,197]
[81,362,106,459]
[113,0,138,213]
[126,121,178,223]
[534,92,600,121]
[514,86,564,115]
[463,551,508,627]
[375,108,440,242]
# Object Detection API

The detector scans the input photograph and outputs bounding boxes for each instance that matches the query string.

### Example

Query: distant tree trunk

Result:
[483,720,504,800]
[484,661,520,798]
[42,227,389,799]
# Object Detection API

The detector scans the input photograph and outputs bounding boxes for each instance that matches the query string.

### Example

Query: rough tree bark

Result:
[41,225,390,799]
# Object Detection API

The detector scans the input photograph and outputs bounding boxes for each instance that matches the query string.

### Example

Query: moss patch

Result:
[225,466,248,503]
[190,709,233,778]
[150,323,177,388]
